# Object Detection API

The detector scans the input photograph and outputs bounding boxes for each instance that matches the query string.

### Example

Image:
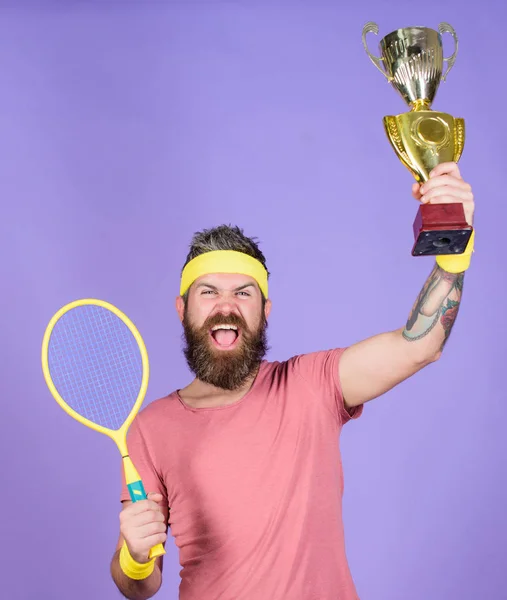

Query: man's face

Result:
[178,273,271,390]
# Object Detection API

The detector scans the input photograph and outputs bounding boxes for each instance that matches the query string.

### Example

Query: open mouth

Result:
[210,324,240,350]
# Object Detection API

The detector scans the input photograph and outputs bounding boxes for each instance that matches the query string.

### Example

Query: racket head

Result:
[41,298,149,449]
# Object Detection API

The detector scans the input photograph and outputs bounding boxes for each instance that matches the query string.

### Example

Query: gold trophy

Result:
[362,22,473,256]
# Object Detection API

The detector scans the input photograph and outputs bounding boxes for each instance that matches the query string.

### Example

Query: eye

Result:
[237,291,251,297]
[201,290,216,296]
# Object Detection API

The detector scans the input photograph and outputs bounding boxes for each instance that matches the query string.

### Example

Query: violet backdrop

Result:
[1,1,506,599]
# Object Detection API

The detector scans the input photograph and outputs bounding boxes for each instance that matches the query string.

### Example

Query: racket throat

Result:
[123,455,143,492]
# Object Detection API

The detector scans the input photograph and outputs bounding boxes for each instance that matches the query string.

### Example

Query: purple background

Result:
[2,2,506,599]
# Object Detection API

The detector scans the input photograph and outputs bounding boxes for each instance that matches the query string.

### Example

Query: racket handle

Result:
[127,481,166,559]
[148,543,166,559]
[124,457,166,559]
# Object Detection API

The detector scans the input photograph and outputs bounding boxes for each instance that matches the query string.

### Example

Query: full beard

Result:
[182,309,269,391]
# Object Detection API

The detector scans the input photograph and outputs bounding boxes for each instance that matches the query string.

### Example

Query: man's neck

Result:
[178,368,259,409]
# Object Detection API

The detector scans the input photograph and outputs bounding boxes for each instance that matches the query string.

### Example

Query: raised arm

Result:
[339,162,475,409]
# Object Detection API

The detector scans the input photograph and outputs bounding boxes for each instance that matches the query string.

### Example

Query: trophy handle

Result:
[438,22,459,81]
[453,118,466,162]
[362,22,390,80]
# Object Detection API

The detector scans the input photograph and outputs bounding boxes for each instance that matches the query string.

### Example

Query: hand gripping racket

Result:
[41,298,165,559]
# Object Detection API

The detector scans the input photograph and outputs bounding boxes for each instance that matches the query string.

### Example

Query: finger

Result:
[137,521,168,539]
[429,162,461,179]
[123,499,164,517]
[421,175,471,194]
[420,196,468,205]
[412,182,423,200]
[122,520,167,545]
[421,186,473,203]
[132,509,166,527]
[125,532,168,562]
[144,532,168,547]
[138,532,168,548]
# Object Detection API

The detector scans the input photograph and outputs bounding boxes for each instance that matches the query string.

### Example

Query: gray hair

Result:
[181,224,270,300]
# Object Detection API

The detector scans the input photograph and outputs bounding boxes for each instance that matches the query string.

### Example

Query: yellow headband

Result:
[180,250,269,298]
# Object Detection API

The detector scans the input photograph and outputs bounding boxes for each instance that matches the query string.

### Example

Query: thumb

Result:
[147,491,164,502]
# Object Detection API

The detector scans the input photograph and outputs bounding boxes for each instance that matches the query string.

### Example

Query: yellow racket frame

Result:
[41,298,165,559]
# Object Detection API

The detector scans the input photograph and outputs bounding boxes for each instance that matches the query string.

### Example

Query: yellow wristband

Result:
[119,541,156,580]
[436,229,475,273]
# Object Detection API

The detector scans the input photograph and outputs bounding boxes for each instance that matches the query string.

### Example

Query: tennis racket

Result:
[41,298,165,559]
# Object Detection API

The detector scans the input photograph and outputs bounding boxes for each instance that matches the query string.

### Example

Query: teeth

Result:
[211,324,238,331]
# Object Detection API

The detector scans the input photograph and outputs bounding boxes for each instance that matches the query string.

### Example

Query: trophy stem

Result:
[411,99,432,111]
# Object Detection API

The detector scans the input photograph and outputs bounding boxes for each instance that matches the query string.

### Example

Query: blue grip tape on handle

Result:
[128,480,147,503]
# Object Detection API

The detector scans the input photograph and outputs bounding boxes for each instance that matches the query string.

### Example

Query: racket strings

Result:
[47,305,143,430]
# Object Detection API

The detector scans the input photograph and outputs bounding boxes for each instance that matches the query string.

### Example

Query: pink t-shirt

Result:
[120,348,363,599]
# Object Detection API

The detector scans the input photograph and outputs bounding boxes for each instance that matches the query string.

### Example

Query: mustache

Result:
[202,312,249,332]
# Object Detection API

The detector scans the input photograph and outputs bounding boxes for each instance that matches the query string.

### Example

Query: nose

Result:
[215,300,235,315]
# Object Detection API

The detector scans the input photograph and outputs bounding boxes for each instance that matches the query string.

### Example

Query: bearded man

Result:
[110,162,475,600]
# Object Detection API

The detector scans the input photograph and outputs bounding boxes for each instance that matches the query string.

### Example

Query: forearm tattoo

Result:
[403,264,464,350]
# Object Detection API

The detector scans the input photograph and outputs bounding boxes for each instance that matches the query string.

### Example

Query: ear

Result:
[175,295,185,322]
[264,298,272,320]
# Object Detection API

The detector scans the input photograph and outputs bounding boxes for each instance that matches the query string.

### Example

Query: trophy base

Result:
[412,203,473,256]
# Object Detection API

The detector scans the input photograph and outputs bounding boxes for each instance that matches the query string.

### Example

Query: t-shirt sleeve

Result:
[291,347,363,426]
[119,413,168,505]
